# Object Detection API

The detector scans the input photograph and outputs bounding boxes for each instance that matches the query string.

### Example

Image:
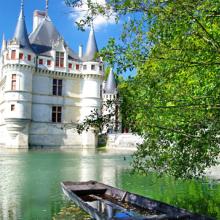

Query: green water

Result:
[0,149,219,220]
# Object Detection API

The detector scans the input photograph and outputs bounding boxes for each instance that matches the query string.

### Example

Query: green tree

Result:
[65,0,220,178]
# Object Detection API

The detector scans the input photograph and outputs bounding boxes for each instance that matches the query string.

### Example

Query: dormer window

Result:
[91,65,96,70]
[39,59,43,65]
[55,52,64,68]
[11,50,16,60]
[19,53,24,60]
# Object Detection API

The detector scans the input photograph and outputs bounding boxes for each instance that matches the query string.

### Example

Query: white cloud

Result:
[67,0,116,30]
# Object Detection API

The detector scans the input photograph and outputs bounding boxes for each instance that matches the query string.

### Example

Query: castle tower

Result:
[80,27,104,146]
[2,1,35,148]
[103,69,121,133]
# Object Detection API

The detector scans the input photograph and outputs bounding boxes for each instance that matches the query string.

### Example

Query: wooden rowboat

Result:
[61,180,215,220]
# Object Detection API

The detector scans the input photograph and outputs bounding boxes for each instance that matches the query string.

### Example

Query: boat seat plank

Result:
[90,194,172,220]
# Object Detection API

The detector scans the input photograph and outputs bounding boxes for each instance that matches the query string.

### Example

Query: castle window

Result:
[68,63,72,69]
[47,60,51,66]
[53,79,62,96]
[100,85,102,98]
[76,64,80,70]
[11,104,15,111]
[83,65,87,70]
[52,106,62,123]
[39,59,43,65]
[91,64,96,70]
[55,52,64,68]
[11,50,16,60]
[28,55,31,61]
[19,53,24,60]
[11,74,16,90]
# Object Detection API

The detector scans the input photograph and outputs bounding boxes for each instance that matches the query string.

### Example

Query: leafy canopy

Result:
[65,0,220,178]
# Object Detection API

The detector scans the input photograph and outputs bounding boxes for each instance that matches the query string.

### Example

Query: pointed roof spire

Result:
[83,26,99,61]
[105,68,117,94]
[1,33,7,53]
[46,0,49,16]
[13,0,32,51]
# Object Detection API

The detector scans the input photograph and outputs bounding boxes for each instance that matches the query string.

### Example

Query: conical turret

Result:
[83,27,98,61]
[13,0,32,51]
[105,68,117,94]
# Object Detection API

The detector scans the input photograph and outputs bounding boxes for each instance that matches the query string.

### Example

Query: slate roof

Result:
[105,69,117,94]
[83,27,99,61]
[29,17,59,49]
[29,16,79,59]
[14,4,33,52]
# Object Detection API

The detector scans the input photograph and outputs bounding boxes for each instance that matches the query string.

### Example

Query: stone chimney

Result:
[33,10,46,32]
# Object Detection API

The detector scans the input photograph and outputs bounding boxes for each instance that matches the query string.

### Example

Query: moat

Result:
[0,149,219,219]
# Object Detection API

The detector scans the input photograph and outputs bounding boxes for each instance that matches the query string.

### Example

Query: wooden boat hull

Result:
[61,180,215,220]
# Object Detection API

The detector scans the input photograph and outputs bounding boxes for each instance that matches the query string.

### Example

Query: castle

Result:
[0,1,118,149]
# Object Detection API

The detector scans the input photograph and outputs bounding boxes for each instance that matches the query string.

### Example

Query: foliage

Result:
[65,0,220,178]
[76,100,117,134]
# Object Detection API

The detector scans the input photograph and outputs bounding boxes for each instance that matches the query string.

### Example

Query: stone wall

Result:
[29,122,97,148]
[106,133,143,150]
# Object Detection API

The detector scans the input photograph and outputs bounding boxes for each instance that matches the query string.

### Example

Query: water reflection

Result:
[0,154,25,219]
[0,149,219,220]
[0,149,130,220]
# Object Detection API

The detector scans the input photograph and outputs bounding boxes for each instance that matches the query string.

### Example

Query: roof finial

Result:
[91,20,94,31]
[21,0,24,11]
[1,33,7,53]
[46,0,49,15]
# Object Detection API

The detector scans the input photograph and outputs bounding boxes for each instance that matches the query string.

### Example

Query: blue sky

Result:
[0,0,121,58]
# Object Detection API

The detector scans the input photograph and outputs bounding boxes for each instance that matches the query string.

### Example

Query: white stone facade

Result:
[102,69,122,133]
[0,7,103,149]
